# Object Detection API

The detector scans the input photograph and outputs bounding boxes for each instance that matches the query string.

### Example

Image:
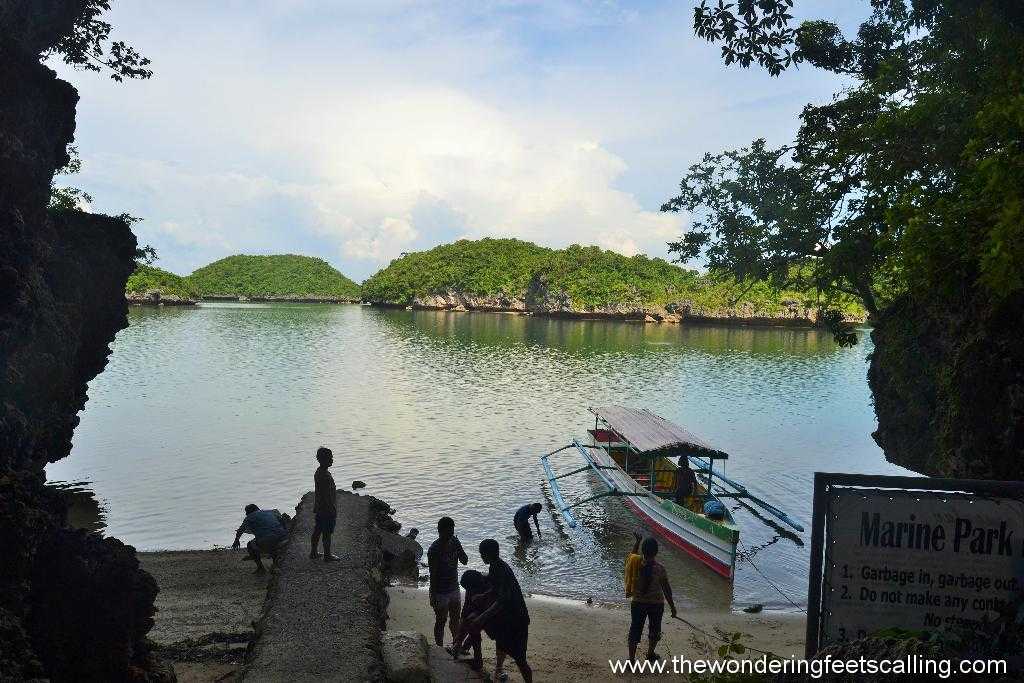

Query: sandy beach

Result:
[141,550,267,682]
[386,584,805,682]
[141,548,805,681]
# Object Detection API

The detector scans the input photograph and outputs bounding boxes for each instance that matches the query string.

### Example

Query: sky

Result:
[53,1,865,281]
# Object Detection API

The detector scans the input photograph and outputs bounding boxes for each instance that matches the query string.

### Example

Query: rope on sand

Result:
[669,615,776,658]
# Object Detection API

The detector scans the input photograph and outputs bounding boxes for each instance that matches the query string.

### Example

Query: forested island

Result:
[361,238,864,325]
[190,254,361,302]
[127,254,361,304]
[128,239,863,326]
[126,264,199,305]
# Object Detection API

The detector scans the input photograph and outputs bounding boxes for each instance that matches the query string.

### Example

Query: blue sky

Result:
[53,1,865,280]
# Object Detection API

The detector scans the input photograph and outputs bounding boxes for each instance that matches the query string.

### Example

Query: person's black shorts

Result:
[628,601,665,643]
[514,519,532,538]
[493,622,528,663]
[255,532,287,555]
[314,512,337,534]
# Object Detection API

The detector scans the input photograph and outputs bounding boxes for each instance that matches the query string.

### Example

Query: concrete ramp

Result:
[243,490,388,682]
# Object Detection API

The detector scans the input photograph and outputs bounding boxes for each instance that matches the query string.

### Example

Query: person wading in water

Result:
[624,532,677,662]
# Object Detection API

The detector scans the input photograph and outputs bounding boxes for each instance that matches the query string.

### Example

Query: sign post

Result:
[805,473,1024,657]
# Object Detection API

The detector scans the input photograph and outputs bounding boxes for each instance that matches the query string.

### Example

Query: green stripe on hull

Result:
[658,499,739,545]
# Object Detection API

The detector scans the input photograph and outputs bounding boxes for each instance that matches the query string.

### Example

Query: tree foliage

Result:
[125,264,197,300]
[43,1,152,81]
[49,146,157,264]
[361,239,551,304]
[188,254,361,300]
[669,0,1024,343]
[48,146,93,211]
[360,238,861,316]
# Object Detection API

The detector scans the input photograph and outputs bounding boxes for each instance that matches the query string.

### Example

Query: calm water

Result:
[47,303,912,610]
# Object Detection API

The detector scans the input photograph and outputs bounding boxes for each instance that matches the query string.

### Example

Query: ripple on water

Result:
[48,304,911,609]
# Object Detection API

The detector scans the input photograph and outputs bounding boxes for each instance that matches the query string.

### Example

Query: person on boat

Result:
[624,532,677,663]
[470,538,533,683]
[513,502,543,540]
[674,458,697,507]
[427,516,468,648]
[310,446,341,562]
[448,569,492,672]
[232,504,288,574]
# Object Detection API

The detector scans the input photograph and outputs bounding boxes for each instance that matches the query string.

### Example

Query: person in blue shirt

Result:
[232,504,289,574]
[513,503,543,540]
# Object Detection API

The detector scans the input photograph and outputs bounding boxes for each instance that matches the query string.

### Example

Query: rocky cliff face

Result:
[869,291,1024,479]
[0,3,171,679]
[395,279,834,327]
[127,291,198,306]
[411,289,528,312]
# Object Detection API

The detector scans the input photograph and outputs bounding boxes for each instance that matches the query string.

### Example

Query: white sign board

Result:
[820,488,1024,646]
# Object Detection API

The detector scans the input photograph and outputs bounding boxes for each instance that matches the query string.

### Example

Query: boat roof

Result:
[588,405,729,460]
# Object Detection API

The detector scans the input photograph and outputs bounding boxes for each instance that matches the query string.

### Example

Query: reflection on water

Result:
[50,481,106,534]
[47,304,911,610]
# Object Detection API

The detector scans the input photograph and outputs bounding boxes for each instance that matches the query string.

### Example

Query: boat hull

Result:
[622,496,735,579]
[589,447,739,579]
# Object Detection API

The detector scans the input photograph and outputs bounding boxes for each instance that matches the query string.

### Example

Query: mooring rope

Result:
[737,540,807,613]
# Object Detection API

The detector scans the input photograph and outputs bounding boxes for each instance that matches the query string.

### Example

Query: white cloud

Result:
[156,220,232,250]
[79,85,683,276]
[60,1,852,278]
[343,217,418,262]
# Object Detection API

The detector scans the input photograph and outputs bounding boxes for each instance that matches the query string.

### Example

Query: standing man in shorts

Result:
[310,446,340,562]
[427,516,468,648]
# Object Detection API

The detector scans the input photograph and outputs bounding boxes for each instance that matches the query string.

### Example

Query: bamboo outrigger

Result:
[540,406,803,580]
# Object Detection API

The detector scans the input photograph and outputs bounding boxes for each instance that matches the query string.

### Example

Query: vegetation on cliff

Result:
[361,238,550,303]
[188,254,361,300]
[2,2,170,679]
[677,0,1024,477]
[361,238,862,317]
[125,264,198,300]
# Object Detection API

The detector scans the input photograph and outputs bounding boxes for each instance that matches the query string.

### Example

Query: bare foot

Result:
[309,551,320,559]
[324,553,341,562]
[254,566,267,575]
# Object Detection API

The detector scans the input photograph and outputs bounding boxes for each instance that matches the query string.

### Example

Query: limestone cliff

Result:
[398,279,838,327]
[0,2,170,679]
[869,292,1024,479]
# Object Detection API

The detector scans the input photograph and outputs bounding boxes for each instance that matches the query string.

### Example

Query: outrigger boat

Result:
[540,406,803,580]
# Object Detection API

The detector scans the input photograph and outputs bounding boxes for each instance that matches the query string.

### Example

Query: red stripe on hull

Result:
[623,497,735,580]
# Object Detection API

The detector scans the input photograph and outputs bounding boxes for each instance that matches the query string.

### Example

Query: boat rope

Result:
[736,540,807,613]
[669,615,776,658]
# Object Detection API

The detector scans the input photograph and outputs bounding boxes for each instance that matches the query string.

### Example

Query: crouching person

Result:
[232,503,288,574]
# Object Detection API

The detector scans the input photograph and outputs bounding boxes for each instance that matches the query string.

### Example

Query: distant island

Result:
[362,238,865,325]
[189,254,361,302]
[125,241,864,326]
[127,254,361,305]
[126,264,200,305]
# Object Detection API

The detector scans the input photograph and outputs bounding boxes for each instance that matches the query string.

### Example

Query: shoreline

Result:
[368,301,838,328]
[139,549,807,682]
[128,296,868,329]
